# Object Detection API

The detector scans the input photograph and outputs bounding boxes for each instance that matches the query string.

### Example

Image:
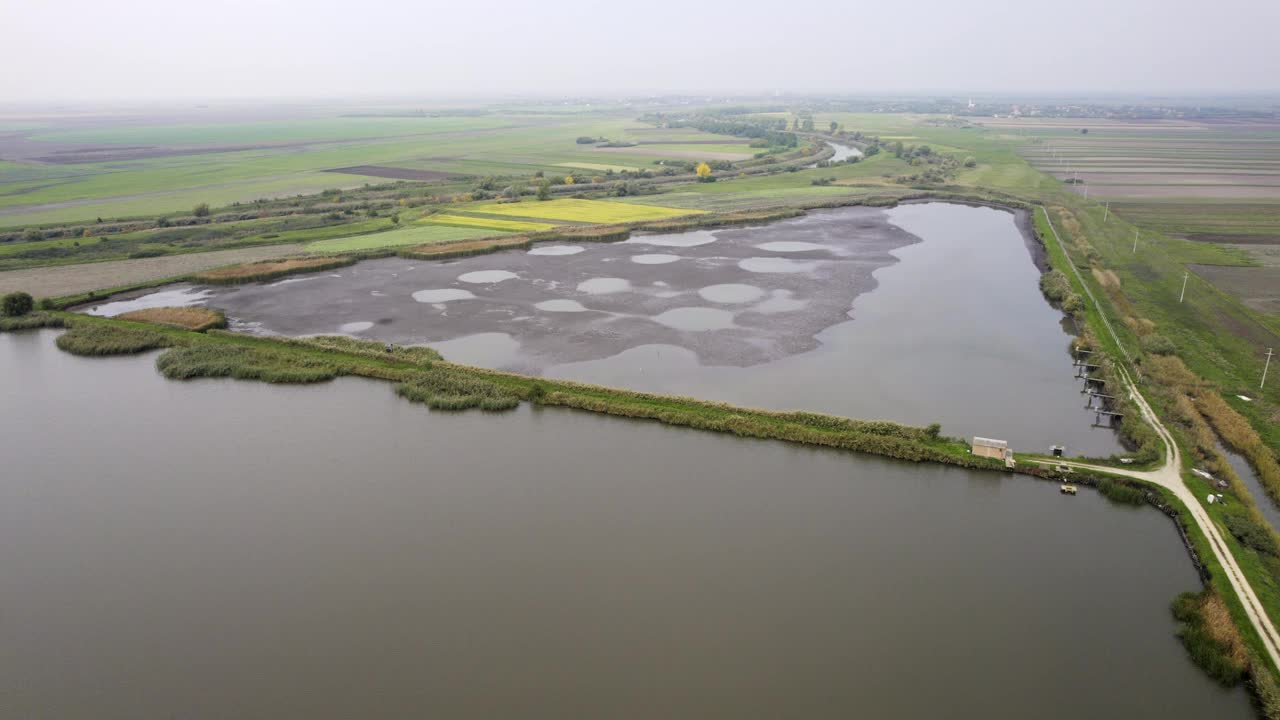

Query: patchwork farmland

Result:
[0,112,750,226]
[1008,117,1280,243]
[998,117,1280,315]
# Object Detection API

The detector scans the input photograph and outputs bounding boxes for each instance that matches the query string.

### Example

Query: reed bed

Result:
[0,312,64,332]
[54,322,175,356]
[526,225,633,243]
[1197,390,1280,509]
[400,236,533,260]
[156,344,341,384]
[530,388,982,467]
[1172,590,1249,686]
[191,256,356,285]
[208,331,442,365]
[395,368,520,412]
[1096,478,1147,505]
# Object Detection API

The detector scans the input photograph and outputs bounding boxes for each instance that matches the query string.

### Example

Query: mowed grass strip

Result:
[421,214,557,233]
[468,198,700,224]
[305,224,506,253]
[116,306,227,332]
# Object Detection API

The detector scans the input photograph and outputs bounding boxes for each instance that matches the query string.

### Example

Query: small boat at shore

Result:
[1060,485,1078,495]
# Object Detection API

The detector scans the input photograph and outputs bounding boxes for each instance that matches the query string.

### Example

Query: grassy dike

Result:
[27,312,1003,469]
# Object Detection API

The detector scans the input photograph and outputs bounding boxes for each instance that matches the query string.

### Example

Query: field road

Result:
[1038,206,1280,672]
[0,244,304,298]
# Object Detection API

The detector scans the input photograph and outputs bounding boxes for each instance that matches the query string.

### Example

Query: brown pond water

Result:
[91,203,1125,458]
[0,330,1253,718]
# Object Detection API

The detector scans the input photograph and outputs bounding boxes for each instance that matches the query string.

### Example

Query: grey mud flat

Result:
[103,203,1125,456]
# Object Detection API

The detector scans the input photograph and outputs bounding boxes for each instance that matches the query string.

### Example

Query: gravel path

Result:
[0,245,304,298]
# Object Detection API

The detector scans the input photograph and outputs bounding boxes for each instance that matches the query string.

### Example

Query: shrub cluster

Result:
[1223,512,1280,556]
[1096,478,1146,505]
[1141,334,1177,356]
[2,291,34,317]
[1039,269,1084,315]
[156,344,340,384]
[638,112,798,148]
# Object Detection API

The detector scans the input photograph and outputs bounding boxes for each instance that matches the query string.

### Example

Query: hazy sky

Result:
[5,0,1278,101]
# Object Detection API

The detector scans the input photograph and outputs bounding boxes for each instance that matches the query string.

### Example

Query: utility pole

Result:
[1179,271,1189,303]
[1103,202,1110,222]
[1132,229,1139,253]
[1263,347,1274,390]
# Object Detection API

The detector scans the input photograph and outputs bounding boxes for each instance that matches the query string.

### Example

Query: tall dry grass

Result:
[1198,391,1280,506]
[192,256,355,285]
[55,322,175,356]
[117,306,226,332]
[1172,590,1248,685]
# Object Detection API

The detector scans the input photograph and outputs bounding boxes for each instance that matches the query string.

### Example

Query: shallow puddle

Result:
[630,254,682,265]
[577,277,631,294]
[458,270,518,284]
[750,289,807,314]
[411,289,476,303]
[756,241,832,253]
[698,284,766,304]
[651,307,736,331]
[535,299,588,313]
[626,231,717,248]
[528,245,584,256]
[338,321,374,333]
[85,286,213,316]
[428,332,524,367]
[738,257,823,274]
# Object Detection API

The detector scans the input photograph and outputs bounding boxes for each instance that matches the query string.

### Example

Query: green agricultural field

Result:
[420,214,557,232]
[26,117,515,146]
[0,113,703,227]
[305,223,505,253]
[467,198,699,224]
